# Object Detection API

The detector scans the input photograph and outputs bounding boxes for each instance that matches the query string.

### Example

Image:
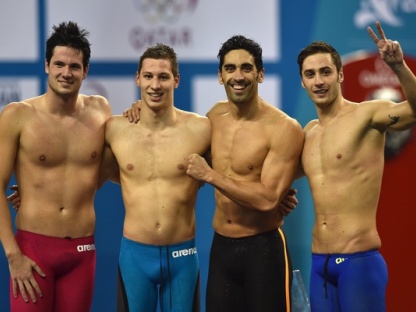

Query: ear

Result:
[45,60,49,74]
[83,65,89,80]
[301,80,306,89]
[258,68,265,83]
[136,71,140,87]
[218,70,223,85]
[339,69,344,84]
[174,74,180,89]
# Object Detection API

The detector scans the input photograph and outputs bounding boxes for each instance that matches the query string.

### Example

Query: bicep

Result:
[262,126,304,195]
[372,100,416,131]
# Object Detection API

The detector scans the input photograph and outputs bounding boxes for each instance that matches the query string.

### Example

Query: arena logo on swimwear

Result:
[335,257,346,264]
[172,247,197,258]
[354,0,416,28]
[77,244,96,252]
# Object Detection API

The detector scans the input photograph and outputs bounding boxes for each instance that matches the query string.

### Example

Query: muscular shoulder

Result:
[206,100,229,119]
[262,104,304,150]
[105,115,134,146]
[106,115,128,132]
[177,108,209,124]
[177,108,211,138]
[304,119,319,133]
[264,104,302,133]
[0,98,38,124]
[80,94,112,117]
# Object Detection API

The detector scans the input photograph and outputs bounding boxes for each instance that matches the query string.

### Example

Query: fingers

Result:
[7,189,21,211]
[131,109,141,124]
[367,26,379,44]
[9,185,19,191]
[375,21,387,40]
[11,258,45,303]
[287,188,297,196]
[24,279,38,303]
[28,275,43,301]
[16,279,38,303]
[16,280,29,302]
[367,21,387,45]
[12,280,18,299]
[123,107,141,123]
[123,109,134,123]
[26,262,44,301]
[32,263,46,278]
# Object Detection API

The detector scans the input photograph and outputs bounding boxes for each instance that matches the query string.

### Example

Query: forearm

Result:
[108,170,121,185]
[294,163,306,180]
[97,146,119,189]
[206,170,287,212]
[392,61,416,113]
[0,200,21,259]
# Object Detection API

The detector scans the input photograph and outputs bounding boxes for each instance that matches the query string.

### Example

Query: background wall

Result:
[0,1,415,311]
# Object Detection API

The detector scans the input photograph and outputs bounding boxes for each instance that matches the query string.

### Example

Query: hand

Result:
[9,253,45,303]
[7,185,21,212]
[367,21,403,67]
[123,100,142,123]
[186,154,211,182]
[279,188,298,216]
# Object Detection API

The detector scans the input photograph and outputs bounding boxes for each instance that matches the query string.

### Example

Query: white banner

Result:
[0,78,39,111]
[47,0,279,61]
[0,1,38,60]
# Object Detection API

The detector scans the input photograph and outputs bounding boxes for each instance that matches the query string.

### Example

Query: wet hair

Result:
[297,41,342,76]
[138,43,179,77]
[217,35,263,72]
[45,21,91,68]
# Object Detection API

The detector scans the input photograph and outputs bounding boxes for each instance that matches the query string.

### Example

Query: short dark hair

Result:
[217,35,263,72]
[297,41,342,76]
[45,21,91,68]
[138,43,179,77]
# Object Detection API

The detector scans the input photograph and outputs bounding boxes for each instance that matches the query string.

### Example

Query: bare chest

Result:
[211,123,268,176]
[112,126,206,179]
[20,116,104,166]
[302,120,382,177]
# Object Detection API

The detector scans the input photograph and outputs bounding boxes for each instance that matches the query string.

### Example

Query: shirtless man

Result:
[186,35,304,312]
[0,21,111,312]
[297,22,416,311]
[101,44,211,311]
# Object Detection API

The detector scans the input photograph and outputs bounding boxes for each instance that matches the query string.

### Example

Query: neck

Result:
[315,96,348,124]
[141,104,177,129]
[43,90,81,115]
[229,96,260,120]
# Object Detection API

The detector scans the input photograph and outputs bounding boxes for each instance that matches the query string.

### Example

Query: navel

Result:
[336,154,342,159]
